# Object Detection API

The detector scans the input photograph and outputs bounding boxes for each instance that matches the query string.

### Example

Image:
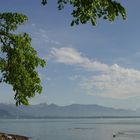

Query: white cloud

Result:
[31,23,36,27]
[51,47,140,99]
[33,29,61,46]
[51,47,83,64]
[80,66,140,99]
[68,75,82,81]
[51,47,109,72]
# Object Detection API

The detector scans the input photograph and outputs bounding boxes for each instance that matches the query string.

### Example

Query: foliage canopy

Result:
[42,0,126,26]
[0,13,46,105]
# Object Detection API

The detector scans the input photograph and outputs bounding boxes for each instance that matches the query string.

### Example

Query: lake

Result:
[0,118,140,140]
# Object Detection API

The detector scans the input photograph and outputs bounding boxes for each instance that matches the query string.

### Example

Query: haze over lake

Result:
[1,103,140,119]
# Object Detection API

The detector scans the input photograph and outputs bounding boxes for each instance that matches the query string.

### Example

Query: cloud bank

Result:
[51,47,140,99]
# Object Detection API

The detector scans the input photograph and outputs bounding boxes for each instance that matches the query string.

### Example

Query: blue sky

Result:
[1,0,140,109]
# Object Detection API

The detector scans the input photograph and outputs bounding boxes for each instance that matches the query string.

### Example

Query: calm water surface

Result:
[0,118,140,140]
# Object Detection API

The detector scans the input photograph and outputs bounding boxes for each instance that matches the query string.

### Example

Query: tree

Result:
[0,13,46,106]
[0,0,126,105]
[42,0,126,26]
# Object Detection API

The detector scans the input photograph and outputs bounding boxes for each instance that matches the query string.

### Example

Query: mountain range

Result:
[0,103,140,119]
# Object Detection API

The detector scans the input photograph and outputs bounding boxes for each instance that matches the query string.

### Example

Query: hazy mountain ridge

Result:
[0,103,139,118]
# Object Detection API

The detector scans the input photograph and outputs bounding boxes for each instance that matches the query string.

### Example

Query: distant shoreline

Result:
[1,103,140,118]
[1,116,140,119]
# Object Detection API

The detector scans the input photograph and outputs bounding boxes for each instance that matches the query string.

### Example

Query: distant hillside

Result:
[0,103,139,119]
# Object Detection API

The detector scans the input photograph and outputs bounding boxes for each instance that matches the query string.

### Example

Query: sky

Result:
[1,0,140,109]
